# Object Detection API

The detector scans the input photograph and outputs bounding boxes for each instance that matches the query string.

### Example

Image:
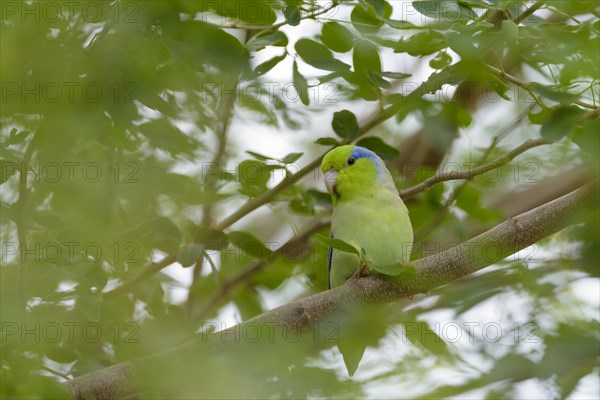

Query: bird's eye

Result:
[347,157,356,166]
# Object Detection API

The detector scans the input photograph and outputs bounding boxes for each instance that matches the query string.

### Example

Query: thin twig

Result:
[102,254,178,299]
[413,103,538,240]
[211,2,338,31]
[399,138,549,199]
[42,365,71,381]
[486,63,597,110]
[513,1,545,25]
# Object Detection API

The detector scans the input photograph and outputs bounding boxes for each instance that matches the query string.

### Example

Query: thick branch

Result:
[67,182,594,399]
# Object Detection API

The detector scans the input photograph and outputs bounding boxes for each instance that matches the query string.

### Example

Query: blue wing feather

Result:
[327,232,333,289]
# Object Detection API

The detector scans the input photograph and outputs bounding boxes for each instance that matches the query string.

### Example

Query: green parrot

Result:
[321,145,413,288]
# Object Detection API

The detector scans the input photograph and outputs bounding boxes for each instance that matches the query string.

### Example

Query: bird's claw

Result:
[352,262,369,279]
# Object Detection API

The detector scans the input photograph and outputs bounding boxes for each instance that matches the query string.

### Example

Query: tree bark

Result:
[66,182,594,399]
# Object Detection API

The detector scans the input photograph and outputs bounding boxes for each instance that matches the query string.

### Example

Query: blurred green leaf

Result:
[45,346,78,364]
[332,110,359,139]
[353,39,381,77]
[246,31,288,52]
[284,5,301,26]
[322,22,354,53]
[315,137,340,146]
[393,30,447,56]
[281,152,303,164]
[77,292,102,322]
[356,137,400,160]
[315,233,359,255]
[295,39,351,71]
[228,231,274,260]
[351,3,384,34]
[178,244,203,268]
[429,51,452,69]
[293,60,310,105]
[253,53,287,76]
[540,106,586,141]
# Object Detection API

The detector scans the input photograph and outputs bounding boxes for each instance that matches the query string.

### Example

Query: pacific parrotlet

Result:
[321,145,413,288]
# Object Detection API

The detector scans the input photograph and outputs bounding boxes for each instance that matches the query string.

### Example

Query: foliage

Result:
[1,0,598,398]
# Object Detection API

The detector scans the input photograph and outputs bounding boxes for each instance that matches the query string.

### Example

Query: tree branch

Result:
[413,103,537,240]
[486,63,597,110]
[210,2,338,31]
[67,182,595,399]
[102,103,399,299]
[189,220,328,324]
[513,1,545,25]
[399,138,548,199]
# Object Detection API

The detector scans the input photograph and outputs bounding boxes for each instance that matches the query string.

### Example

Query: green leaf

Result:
[293,60,310,105]
[283,4,301,26]
[1,129,30,148]
[353,39,382,76]
[314,137,340,146]
[413,0,477,21]
[193,227,229,249]
[540,106,587,142]
[77,292,101,322]
[447,32,478,60]
[45,346,78,364]
[295,39,351,71]
[178,244,204,268]
[228,231,274,260]
[384,19,416,29]
[314,233,360,255]
[281,152,303,164]
[351,3,384,34]
[306,189,332,207]
[502,20,519,48]
[138,119,197,159]
[393,30,447,56]
[341,70,381,101]
[322,22,354,53]
[32,212,66,229]
[332,110,359,139]
[356,137,400,160]
[429,51,452,69]
[144,217,183,253]
[237,159,271,197]
[166,21,250,76]
[535,84,580,105]
[253,53,286,76]
[246,150,275,161]
[381,71,412,79]
[572,118,600,157]
[246,31,288,52]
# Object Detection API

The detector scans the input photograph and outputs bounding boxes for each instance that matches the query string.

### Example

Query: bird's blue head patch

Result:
[350,146,384,179]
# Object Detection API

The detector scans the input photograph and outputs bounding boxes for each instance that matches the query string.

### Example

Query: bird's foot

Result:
[352,262,369,279]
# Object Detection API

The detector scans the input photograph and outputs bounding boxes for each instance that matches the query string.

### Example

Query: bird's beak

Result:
[324,168,338,196]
